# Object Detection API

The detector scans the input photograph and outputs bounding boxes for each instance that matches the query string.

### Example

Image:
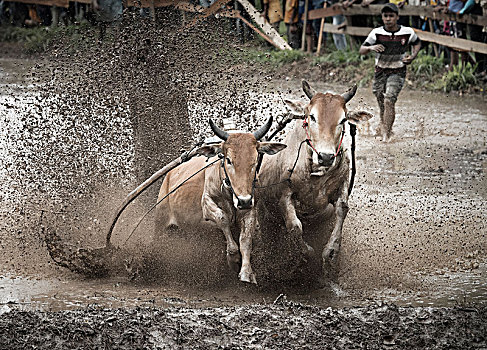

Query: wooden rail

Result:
[3,0,486,54]
[323,23,487,54]
[308,4,487,27]
[311,4,487,55]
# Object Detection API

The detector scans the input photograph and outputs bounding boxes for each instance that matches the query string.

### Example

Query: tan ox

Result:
[257,81,372,280]
[155,118,286,284]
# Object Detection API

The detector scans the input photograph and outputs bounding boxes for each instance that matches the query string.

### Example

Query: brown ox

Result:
[155,118,286,284]
[257,81,373,280]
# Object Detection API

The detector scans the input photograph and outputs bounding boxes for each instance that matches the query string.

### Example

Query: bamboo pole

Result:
[301,0,309,51]
[316,2,327,55]
[428,18,439,57]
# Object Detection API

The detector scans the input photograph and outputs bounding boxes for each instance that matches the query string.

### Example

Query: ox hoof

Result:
[239,270,257,284]
[226,252,241,273]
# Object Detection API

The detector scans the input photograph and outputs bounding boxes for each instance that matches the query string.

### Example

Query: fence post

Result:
[301,0,309,51]
[316,2,327,55]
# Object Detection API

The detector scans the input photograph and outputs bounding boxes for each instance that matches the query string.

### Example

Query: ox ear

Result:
[284,99,306,119]
[196,143,223,158]
[257,142,287,155]
[346,111,374,125]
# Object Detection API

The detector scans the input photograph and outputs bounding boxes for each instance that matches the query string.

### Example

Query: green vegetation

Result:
[0,23,92,53]
[409,50,445,79]
[0,26,51,48]
[434,62,478,92]
[313,48,367,66]
[1,25,484,93]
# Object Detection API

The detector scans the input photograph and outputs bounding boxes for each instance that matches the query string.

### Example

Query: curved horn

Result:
[253,116,273,141]
[302,80,316,100]
[209,119,229,141]
[341,84,357,104]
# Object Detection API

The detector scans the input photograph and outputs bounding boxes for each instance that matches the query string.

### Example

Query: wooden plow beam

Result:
[236,0,291,50]
[127,0,290,50]
[323,23,487,55]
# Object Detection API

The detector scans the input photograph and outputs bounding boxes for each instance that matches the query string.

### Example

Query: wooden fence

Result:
[3,0,487,54]
[308,4,487,54]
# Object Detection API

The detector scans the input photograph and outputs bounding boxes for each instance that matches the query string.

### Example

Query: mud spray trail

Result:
[0,8,486,348]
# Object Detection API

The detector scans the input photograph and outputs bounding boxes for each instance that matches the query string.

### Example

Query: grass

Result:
[313,48,367,66]
[0,23,93,53]
[434,62,478,92]
[409,50,445,79]
[1,25,483,93]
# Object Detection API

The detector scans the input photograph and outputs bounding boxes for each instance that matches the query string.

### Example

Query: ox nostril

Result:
[237,196,253,209]
[318,153,334,166]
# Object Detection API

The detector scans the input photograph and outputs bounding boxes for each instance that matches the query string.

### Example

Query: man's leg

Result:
[382,72,405,142]
[332,15,347,50]
[372,71,386,137]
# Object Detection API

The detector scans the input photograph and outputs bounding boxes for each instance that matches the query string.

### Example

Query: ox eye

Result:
[339,118,347,124]
[309,114,316,122]
[226,158,232,166]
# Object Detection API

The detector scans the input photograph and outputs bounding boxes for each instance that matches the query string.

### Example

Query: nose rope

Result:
[334,128,346,158]
[302,118,320,155]
[302,117,346,159]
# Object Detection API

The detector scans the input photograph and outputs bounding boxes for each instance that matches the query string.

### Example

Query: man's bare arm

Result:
[359,44,385,55]
[402,41,421,64]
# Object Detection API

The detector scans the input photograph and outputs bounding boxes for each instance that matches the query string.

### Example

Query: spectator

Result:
[459,0,486,75]
[448,0,471,70]
[298,0,314,52]
[328,0,347,50]
[284,0,302,48]
[91,0,122,41]
[263,0,283,31]
[359,3,421,142]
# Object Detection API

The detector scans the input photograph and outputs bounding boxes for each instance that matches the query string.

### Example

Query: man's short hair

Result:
[381,3,399,14]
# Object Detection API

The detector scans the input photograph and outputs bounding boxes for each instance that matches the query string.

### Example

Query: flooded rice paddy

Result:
[1,54,485,316]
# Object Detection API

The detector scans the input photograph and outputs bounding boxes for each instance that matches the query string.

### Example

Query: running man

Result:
[359,3,421,142]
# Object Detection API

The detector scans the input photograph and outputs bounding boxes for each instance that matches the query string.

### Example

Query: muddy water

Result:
[1,52,486,313]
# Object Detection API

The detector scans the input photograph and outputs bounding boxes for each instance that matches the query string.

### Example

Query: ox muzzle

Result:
[318,152,335,167]
[235,195,253,210]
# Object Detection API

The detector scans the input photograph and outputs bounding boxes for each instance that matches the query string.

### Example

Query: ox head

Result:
[285,80,373,173]
[197,117,287,210]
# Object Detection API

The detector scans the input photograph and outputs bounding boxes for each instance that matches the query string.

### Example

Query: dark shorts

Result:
[372,68,406,104]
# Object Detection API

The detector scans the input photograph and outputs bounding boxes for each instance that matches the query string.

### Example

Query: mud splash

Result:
[0,10,486,349]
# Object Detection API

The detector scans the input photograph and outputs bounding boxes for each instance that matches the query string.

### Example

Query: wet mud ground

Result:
[0,13,486,348]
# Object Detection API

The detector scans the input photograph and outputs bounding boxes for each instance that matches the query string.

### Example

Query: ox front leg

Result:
[237,210,257,284]
[279,189,314,259]
[322,197,349,281]
[202,194,240,272]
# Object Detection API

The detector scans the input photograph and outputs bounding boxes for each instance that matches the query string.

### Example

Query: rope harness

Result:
[123,157,220,246]
[220,154,258,201]
[302,115,346,160]
[253,140,306,189]
[122,115,359,246]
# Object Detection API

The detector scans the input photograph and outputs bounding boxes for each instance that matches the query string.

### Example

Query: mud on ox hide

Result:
[257,81,373,281]
[155,118,286,284]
